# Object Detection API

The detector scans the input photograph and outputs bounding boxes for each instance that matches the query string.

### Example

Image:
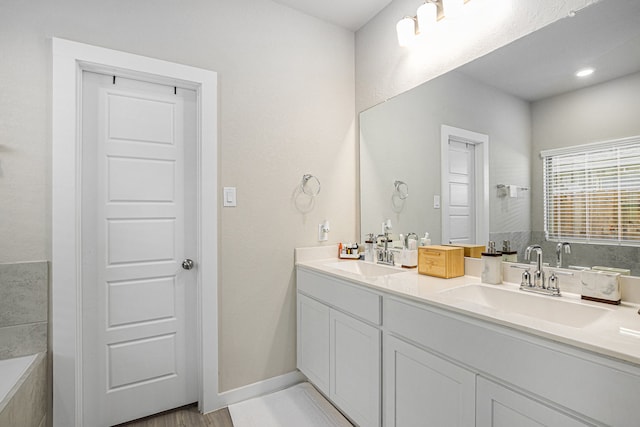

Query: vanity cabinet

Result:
[476,377,592,427]
[297,269,381,427]
[297,265,640,427]
[384,334,475,426]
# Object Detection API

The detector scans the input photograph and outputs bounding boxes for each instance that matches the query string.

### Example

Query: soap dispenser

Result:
[501,240,518,262]
[419,232,431,247]
[481,241,503,284]
[401,233,418,268]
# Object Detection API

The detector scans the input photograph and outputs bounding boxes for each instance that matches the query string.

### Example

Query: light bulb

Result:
[442,0,465,19]
[396,17,416,47]
[576,68,595,77]
[417,2,437,34]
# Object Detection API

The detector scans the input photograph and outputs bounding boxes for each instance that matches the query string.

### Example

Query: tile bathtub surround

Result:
[0,323,47,360]
[0,261,48,359]
[0,352,47,427]
[0,261,48,327]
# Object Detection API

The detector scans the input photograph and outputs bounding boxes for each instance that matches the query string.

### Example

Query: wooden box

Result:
[443,244,485,259]
[418,245,465,278]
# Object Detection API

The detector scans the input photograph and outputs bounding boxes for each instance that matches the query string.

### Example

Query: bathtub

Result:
[0,354,37,404]
[0,353,46,426]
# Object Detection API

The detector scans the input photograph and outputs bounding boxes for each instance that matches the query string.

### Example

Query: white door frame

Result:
[52,38,219,426]
[440,124,489,245]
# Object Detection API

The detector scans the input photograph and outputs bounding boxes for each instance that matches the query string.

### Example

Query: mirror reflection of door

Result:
[440,124,489,246]
[447,138,476,244]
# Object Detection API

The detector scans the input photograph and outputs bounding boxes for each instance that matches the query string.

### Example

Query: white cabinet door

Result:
[297,294,331,395]
[385,335,476,427]
[476,377,594,427]
[330,309,381,427]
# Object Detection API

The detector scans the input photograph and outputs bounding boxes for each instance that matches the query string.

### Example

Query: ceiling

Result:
[271,0,393,31]
[271,0,640,101]
[457,0,640,101]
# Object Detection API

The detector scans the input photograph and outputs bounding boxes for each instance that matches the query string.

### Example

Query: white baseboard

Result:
[207,370,306,412]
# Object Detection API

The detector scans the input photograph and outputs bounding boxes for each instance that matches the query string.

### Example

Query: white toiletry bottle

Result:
[419,232,431,247]
[482,241,503,284]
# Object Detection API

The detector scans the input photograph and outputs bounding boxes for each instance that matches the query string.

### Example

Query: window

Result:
[542,136,640,245]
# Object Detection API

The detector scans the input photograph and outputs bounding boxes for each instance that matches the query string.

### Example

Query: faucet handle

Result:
[521,269,532,288]
[511,265,533,287]
[547,272,562,296]
[548,272,558,288]
[546,269,571,296]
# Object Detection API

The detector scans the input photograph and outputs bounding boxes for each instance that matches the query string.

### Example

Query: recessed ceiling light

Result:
[576,68,595,77]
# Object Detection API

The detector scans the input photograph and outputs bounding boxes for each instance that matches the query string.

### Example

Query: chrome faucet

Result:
[521,244,561,296]
[524,245,545,288]
[403,232,418,249]
[556,242,571,268]
[376,232,395,266]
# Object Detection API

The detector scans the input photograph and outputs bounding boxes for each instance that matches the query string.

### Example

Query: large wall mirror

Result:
[360,0,640,274]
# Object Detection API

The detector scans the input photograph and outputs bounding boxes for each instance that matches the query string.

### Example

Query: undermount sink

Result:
[324,261,404,278]
[438,284,611,328]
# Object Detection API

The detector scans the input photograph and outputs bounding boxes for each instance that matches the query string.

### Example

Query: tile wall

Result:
[0,261,49,427]
[0,262,48,359]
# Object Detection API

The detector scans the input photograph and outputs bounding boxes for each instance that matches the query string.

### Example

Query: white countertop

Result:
[296,256,640,368]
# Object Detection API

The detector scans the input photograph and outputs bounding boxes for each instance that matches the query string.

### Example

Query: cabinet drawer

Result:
[384,298,448,353]
[297,268,381,325]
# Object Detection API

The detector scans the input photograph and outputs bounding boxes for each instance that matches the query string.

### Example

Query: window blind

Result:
[542,137,640,245]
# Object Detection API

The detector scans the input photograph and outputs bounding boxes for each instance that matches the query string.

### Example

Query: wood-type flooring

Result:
[115,405,234,427]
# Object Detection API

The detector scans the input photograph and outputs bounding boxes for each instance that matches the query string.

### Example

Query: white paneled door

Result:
[446,139,476,244]
[81,72,197,426]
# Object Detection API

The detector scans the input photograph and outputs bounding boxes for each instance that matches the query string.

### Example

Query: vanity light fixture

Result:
[416,1,438,31]
[576,68,595,77]
[396,0,469,46]
[396,16,417,47]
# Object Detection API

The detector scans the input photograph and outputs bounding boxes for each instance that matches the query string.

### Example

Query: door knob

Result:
[182,259,195,270]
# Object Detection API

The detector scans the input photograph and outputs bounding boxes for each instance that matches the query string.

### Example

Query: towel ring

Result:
[301,174,321,196]
[394,180,409,199]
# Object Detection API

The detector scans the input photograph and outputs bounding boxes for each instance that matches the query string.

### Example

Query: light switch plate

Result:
[223,187,236,207]
[433,195,441,209]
